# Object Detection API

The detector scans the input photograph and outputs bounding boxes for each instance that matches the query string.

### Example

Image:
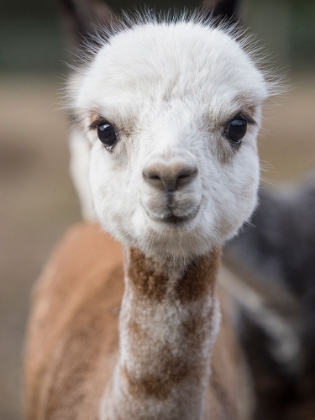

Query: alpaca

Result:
[24,2,274,419]
[225,173,315,420]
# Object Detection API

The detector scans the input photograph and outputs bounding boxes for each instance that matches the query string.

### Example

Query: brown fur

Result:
[176,248,221,303]
[24,223,123,420]
[24,223,246,420]
[127,247,221,303]
[123,313,212,402]
[121,347,190,401]
[127,248,170,302]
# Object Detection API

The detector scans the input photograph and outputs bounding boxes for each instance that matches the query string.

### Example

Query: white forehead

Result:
[76,22,268,117]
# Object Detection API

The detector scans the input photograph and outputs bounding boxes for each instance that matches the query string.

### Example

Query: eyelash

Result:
[89,117,109,131]
[232,113,256,126]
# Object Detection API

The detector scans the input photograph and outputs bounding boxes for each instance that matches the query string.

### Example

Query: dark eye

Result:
[97,123,117,149]
[225,117,247,144]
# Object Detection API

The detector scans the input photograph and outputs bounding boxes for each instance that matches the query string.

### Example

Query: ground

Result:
[0,74,314,420]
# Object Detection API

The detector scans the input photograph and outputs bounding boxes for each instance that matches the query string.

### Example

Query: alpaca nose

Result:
[142,157,197,192]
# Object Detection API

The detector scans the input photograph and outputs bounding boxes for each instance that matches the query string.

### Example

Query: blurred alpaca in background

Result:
[225,172,315,420]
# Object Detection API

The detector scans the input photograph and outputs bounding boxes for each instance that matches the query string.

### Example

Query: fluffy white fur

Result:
[69,16,271,260]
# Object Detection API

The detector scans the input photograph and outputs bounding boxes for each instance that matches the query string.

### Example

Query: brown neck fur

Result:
[127,247,221,302]
[103,246,222,420]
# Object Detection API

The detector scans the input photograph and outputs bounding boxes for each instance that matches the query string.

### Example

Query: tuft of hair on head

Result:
[64,7,282,108]
[56,0,242,60]
[57,0,272,101]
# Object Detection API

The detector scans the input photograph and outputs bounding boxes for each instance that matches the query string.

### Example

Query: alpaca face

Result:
[74,21,268,258]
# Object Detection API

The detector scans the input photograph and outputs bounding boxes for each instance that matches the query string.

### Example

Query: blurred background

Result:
[0,0,314,419]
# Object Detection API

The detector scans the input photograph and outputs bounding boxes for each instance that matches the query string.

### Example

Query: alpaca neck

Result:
[102,246,222,420]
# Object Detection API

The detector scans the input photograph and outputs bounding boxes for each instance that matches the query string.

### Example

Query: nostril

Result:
[143,169,161,181]
[175,168,198,187]
[178,168,197,179]
[142,168,165,190]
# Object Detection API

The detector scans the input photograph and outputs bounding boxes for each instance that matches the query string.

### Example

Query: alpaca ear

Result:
[201,0,241,24]
[56,0,116,52]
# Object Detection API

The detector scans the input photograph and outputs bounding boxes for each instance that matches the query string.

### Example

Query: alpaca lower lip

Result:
[161,214,193,225]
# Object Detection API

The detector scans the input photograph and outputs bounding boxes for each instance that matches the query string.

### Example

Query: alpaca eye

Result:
[225,117,247,144]
[97,123,117,148]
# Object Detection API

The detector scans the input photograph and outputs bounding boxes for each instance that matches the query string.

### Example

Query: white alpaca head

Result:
[71,17,270,259]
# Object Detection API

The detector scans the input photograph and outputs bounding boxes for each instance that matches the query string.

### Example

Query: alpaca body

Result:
[24,223,244,420]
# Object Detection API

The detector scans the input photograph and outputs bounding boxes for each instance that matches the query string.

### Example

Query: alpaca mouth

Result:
[161,213,194,225]
[147,205,200,226]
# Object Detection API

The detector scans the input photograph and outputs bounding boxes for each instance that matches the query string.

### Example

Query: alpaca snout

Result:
[141,154,202,223]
